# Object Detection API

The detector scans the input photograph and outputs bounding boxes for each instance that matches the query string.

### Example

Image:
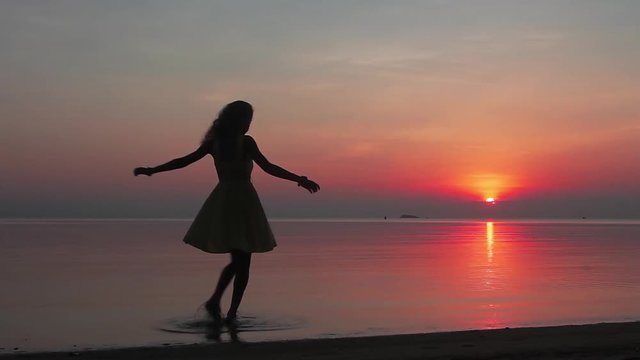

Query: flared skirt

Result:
[183,182,276,253]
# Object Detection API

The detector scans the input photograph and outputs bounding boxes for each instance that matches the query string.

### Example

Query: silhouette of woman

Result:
[134,100,319,323]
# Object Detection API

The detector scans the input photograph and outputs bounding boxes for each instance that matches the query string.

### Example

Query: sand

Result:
[4,322,640,360]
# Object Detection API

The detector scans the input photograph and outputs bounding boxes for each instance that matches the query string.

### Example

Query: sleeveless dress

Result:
[183,151,277,253]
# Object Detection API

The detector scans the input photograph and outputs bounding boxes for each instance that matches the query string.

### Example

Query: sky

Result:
[1,0,639,219]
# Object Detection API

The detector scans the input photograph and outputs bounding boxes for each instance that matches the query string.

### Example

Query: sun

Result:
[459,173,515,205]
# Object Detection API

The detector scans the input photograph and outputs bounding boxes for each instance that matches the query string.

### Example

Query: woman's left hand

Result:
[298,177,320,193]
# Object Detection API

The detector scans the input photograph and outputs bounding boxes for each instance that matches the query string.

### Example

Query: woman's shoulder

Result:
[200,139,215,153]
[242,135,260,158]
[243,135,258,148]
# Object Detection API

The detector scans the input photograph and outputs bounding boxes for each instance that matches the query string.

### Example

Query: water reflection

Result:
[3,220,640,353]
[480,221,504,329]
[486,222,494,262]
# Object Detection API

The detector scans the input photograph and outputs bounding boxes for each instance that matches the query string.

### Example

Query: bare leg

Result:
[206,261,236,320]
[227,250,251,321]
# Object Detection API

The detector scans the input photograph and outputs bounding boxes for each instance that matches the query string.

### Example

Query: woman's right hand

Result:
[133,167,154,176]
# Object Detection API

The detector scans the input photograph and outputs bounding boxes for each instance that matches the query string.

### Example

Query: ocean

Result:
[1,219,639,354]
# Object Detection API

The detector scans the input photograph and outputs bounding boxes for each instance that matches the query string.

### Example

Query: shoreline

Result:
[4,321,640,360]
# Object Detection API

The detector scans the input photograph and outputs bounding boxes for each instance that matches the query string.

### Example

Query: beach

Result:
[4,322,640,359]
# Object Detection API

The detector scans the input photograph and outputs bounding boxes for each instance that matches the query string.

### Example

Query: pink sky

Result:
[2,1,639,218]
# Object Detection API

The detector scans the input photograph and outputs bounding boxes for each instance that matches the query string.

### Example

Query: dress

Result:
[183,156,277,253]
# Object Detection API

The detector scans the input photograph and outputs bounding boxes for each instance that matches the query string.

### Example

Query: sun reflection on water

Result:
[481,221,505,329]
[486,221,494,262]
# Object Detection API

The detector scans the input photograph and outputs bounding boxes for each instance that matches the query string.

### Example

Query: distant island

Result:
[399,214,420,219]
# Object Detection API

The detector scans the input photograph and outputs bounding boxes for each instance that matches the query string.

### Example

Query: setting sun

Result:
[455,173,518,204]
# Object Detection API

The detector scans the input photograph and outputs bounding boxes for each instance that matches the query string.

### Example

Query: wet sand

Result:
[4,321,640,360]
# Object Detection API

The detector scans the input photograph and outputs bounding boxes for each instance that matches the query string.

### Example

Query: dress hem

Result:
[184,241,277,254]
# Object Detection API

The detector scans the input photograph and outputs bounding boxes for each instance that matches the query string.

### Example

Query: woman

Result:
[134,100,320,323]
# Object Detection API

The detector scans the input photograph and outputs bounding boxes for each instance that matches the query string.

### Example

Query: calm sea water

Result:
[1,219,640,353]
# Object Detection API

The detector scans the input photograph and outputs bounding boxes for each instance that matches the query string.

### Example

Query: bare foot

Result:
[224,312,237,326]
[205,301,222,323]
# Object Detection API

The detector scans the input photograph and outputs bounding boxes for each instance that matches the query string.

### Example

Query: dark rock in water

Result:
[400,214,420,219]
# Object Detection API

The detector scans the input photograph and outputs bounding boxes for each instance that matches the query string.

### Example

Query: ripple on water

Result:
[157,309,305,336]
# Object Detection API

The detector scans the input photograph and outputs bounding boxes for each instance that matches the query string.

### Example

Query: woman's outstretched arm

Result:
[245,136,320,193]
[133,144,210,176]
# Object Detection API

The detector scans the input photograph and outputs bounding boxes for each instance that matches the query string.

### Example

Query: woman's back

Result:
[211,136,253,183]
